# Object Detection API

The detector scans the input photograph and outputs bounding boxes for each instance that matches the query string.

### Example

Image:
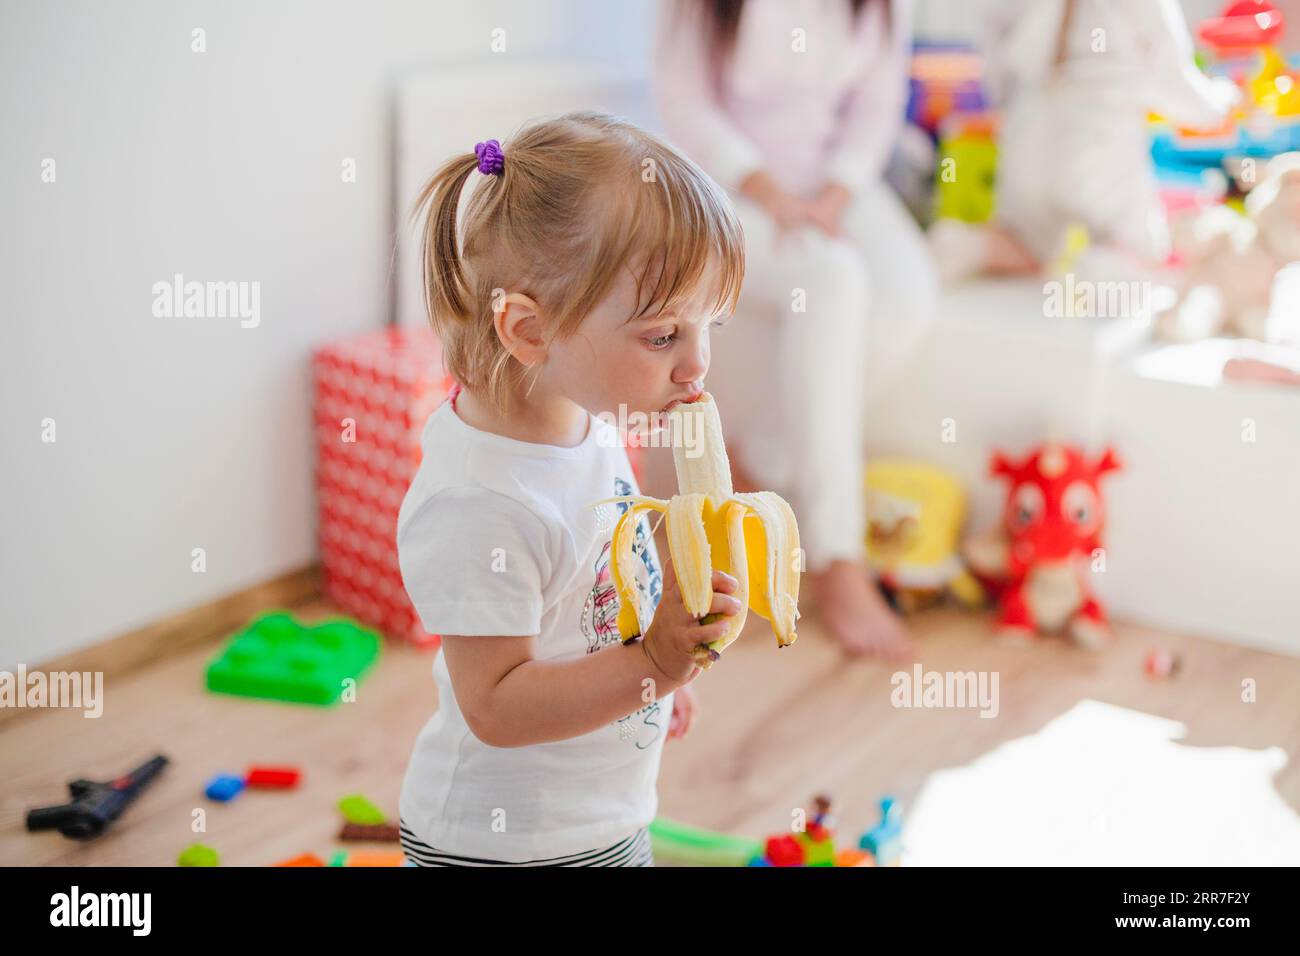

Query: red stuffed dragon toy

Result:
[963,442,1121,648]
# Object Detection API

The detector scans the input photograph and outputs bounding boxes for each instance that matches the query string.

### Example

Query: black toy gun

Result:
[26,754,169,839]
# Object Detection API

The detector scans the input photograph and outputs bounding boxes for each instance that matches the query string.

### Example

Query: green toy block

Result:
[205,612,381,706]
[934,133,997,224]
[338,793,386,826]
[178,843,219,867]
[328,850,349,867]
[795,830,836,867]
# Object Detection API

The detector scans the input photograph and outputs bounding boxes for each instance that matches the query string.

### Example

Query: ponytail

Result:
[411,152,479,335]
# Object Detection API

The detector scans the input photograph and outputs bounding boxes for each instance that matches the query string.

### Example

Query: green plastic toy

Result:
[648,817,764,867]
[337,793,386,826]
[795,829,836,866]
[178,843,219,867]
[934,132,997,224]
[205,612,381,706]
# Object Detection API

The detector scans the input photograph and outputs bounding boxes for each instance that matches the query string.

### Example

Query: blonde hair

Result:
[410,110,745,412]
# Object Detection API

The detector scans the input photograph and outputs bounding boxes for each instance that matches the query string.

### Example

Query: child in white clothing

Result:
[395,111,747,865]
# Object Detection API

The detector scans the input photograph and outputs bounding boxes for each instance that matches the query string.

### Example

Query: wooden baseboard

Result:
[0,565,321,730]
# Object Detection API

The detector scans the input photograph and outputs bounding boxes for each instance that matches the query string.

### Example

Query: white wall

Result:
[0,0,655,669]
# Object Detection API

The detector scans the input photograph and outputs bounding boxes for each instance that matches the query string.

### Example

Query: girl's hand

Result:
[668,683,698,740]
[641,559,742,686]
[803,183,852,238]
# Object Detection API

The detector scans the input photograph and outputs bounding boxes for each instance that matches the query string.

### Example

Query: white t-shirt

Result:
[396,395,670,862]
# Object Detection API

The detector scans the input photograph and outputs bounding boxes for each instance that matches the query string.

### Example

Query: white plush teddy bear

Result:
[1157,151,1300,344]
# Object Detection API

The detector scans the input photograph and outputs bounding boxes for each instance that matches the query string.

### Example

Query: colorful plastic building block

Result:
[934,126,997,224]
[204,773,245,802]
[339,822,401,842]
[337,793,386,825]
[328,850,349,867]
[860,797,903,866]
[246,765,301,789]
[178,843,219,867]
[796,827,836,867]
[764,834,805,867]
[907,43,990,135]
[205,612,381,706]
[835,848,874,867]
[654,795,905,868]
[274,853,325,867]
[347,851,407,867]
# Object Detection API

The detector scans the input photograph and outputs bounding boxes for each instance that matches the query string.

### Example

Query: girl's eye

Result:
[645,317,725,350]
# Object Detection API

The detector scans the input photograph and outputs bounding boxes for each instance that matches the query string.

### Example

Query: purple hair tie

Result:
[474,139,504,176]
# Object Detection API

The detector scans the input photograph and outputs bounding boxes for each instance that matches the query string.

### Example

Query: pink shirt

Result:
[653,0,912,199]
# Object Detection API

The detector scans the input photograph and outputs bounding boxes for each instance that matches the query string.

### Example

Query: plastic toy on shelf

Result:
[934,117,998,224]
[1197,1,1285,58]
[865,459,984,613]
[1153,1,1300,169]
[908,42,990,137]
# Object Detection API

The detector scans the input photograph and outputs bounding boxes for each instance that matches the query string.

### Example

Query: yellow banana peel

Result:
[592,393,801,669]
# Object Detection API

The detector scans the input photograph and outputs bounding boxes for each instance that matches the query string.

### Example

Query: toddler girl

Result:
[395,111,747,865]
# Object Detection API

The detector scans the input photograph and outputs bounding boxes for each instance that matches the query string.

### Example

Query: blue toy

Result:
[204,773,245,803]
[859,796,903,866]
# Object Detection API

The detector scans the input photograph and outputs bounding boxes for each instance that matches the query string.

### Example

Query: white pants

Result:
[708,180,938,573]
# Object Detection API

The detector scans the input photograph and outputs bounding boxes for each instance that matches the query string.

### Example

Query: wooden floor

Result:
[3,594,1299,866]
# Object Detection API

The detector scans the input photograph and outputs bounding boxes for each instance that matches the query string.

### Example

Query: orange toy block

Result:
[347,851,407,867]
[835,848,875,867]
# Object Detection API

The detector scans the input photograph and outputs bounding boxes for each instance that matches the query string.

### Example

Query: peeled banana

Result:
[593,393,801,669]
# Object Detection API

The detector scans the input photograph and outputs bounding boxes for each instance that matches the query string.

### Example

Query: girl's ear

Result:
[493,292,547,366]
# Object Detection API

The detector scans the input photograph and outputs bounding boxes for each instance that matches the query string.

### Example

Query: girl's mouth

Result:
[661,391,703,413]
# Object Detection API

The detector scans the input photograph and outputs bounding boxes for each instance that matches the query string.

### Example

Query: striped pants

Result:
[399,818,654,867]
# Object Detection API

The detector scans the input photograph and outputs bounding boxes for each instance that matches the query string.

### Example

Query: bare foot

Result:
[809,560,915,659]
[1223,357,1300,387]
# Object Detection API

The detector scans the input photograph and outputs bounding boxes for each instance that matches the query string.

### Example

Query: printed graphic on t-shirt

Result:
[580,476,662,655]
[616,698,664,750]
[579,477,667,748]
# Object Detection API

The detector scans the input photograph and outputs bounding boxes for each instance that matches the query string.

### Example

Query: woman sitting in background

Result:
[654,0,938,657]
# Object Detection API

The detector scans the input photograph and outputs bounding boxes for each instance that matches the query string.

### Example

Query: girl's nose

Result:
[675,337,709,385]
